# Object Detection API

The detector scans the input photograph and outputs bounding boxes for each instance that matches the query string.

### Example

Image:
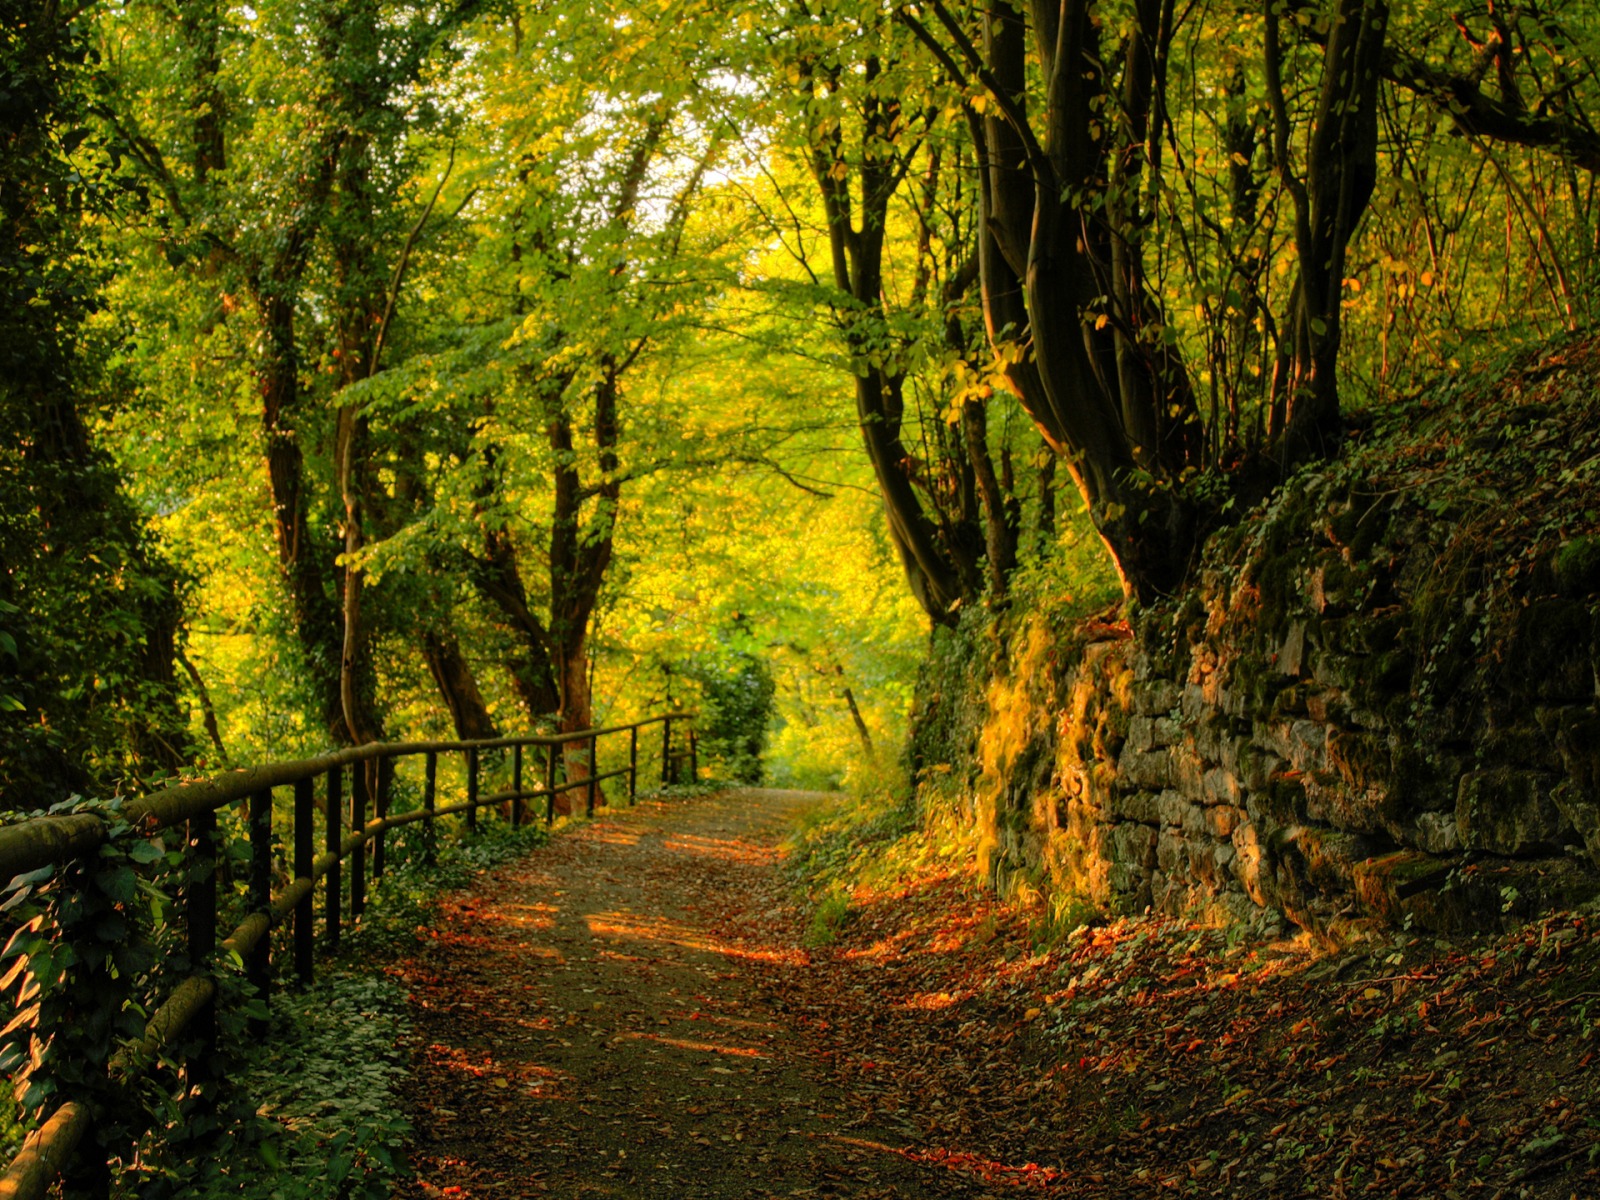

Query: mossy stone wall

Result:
[924,346,1600,938]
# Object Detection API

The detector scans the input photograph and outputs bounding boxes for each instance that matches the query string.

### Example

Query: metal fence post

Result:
[374,755,392,880]
[248,788,272,1019]
[351,761,368,918]
[544,742,556,823]
[186,806,218,1080]
[586,733,598,817]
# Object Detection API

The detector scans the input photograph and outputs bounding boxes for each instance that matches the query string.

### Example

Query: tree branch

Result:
[895,4,1056,191]
[369,142,456,379]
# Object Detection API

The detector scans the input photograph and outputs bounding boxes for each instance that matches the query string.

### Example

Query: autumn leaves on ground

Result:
[391,790,1600,1199]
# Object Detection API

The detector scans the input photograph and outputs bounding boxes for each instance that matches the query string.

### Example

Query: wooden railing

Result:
[0,711,698,1200]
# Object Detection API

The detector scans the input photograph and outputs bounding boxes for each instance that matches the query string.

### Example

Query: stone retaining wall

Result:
[975,485,1600,940]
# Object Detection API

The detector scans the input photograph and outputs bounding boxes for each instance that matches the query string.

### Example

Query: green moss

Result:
[1554,536,1600,595]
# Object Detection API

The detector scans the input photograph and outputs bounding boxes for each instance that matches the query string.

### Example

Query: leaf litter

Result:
[392,789,1600,1198]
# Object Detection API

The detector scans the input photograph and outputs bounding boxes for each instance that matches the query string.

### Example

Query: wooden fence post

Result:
[629,725,638,804]
[466,747,479,834]
[325,764,342,951]
[423,751,437,866]
[374,756,392,881]
[247,788,272,1020]
[293,777,314,986]
[661,717,672,786]
[688,727,699,784]
[544,742,556,824]
[186,806,217,1080]
[351,761,368,918]
[512,743,524,827]
[586,733,598,817]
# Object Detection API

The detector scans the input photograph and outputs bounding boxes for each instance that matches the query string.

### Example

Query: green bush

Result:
[680,651,776,784]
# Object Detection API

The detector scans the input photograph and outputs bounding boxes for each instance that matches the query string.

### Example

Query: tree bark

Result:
[840,683,874,756]
[904,0,1210,600]
[803,49,993,623]
[421,629,500,741]
[1264,0,1390,463]
[469,439,563,721]
[257,284,349,741]
[176,645,227,763]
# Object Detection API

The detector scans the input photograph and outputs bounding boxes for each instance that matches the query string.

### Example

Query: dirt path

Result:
[391,786,1600,1199]
[393,789,964,1200]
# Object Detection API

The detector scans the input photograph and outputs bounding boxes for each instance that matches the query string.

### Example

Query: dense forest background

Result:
[6,0,1600,811]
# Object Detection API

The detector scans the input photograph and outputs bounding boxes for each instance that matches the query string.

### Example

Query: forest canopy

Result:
[4,0,1598,807]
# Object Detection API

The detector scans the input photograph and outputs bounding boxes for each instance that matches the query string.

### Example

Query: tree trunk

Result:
[804,51,992,622]
[258,288,349,741]
[334,403,381,745]
[177,645,227,763]
[421,630,500,741]
[547,367,619,806]
[840,683,874,757]
[468,439,563,721]
[1265,0,1391,462]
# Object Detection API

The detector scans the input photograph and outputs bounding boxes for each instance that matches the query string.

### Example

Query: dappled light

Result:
[9,0,1600,1193]
[395,792,971,1197]
[583,910,802,966]
[661,833,774,866]
[622,1034,768,1059]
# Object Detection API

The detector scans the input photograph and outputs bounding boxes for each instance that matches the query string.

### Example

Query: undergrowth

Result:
[786,762,977,946]
[122,816,552,1199]
[128,969,412,1200]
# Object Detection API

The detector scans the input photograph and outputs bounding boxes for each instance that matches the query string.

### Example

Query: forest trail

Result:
[393,789,966,1199]
[388,786,1600,1200]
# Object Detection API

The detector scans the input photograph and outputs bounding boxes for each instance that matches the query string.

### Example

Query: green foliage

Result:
[804,891,852,947]
[678,650,777,784]
[905,610,994,792]
[0,2,190,808]
[0,796,181,1168]
[785,758,971,944]
[128,971,412,1200]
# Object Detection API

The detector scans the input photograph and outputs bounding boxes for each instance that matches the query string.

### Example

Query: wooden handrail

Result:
[0,709,698,1200]
[0,712,695,883]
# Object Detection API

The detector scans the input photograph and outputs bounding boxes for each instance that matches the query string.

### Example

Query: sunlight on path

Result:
[393,790,974,1200]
